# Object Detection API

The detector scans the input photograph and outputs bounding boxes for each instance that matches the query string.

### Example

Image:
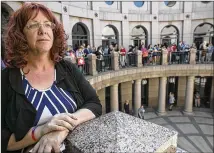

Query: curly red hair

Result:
[4,2,68,68]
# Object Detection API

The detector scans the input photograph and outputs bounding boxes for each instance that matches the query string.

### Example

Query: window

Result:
[164,1,176,7]
[105,1,114,5]
[134,1,144,7]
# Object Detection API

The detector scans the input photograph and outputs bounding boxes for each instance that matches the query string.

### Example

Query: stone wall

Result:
[177,77,187,107]
[120,81,133,112]
[148,78,159,107]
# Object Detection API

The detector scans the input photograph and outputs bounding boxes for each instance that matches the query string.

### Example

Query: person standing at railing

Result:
[84,44,92,57]
[108,44,114,54]
[206,43,213,62]
[167,45,172,64]
[119,45,126,67]
[152,48,158,65]
[103,45,109,55]
[141,44,148,65]
[147,44,153,64]
[200,41,208,63]
[76,46,85,73]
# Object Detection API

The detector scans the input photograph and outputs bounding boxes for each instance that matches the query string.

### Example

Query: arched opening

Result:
[131,25,148,49]
[193,23,214,49]
[72,22,90,49]
[102,25,119,47]
[194,76,212,108]
[161,25,179,47]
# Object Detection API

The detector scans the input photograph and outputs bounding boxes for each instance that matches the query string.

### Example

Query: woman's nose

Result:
[38,26,47,35]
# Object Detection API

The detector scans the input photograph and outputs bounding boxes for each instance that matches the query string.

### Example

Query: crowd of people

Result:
[64,40,214,70]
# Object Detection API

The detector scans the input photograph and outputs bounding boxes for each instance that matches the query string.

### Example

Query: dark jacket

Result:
[1,60,102,153]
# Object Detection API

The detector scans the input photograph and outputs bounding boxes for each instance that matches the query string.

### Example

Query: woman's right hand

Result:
[39,113,79,136]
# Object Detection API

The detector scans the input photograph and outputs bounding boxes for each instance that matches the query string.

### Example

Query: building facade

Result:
[2,1,213,49]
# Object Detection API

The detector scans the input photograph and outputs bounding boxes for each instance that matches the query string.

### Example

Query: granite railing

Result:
[65,111,182,153]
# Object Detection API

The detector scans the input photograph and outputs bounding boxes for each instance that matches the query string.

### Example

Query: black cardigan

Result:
[1,60,102,153]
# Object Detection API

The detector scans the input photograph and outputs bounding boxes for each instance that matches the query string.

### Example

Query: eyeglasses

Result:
[25,22,56,30]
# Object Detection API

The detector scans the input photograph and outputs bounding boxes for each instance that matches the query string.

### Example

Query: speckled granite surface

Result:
[66,111,178,153]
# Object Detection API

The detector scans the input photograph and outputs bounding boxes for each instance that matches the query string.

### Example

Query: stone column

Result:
[161,49,168,65]
[61,4,72,45]
[189,48,196,64]
[210,77,214,112]
[110,84,118,111]
[183,2,193,44]
[157,77,167,116]
[97,88,106,115]
[111,51,119,71]
[134,79,141,116]
[183,76,195,115]
[88,54,97,76]
[151,2,159,45]
[136,50,142,67]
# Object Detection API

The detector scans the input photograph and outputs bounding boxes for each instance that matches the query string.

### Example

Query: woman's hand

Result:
[32,130,69,153]
[39,113,79,136]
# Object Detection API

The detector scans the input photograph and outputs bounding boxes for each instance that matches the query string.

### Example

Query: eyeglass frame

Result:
[25,22,56,30]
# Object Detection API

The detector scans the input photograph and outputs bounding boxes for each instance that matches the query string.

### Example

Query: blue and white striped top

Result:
[21,69,77,126]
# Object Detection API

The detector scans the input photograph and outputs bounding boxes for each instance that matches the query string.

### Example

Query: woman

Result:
[141,45,148,65]
[2,3,102,153]
[119,45,126,67]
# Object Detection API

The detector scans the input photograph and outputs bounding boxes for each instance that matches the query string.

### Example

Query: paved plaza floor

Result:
[144,108,214,153]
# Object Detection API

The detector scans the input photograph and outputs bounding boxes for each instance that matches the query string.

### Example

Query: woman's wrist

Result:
[33,125,45,141]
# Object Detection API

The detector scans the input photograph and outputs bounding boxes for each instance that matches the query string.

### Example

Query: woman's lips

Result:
[37,39,49,41]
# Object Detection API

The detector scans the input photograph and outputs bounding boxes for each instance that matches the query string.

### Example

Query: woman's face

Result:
[23,11,54,55]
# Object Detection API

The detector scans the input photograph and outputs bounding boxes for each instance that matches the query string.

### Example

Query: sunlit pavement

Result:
[66,108,212,152]
[143,107,214,153]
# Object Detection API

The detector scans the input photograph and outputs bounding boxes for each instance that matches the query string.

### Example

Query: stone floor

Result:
[143,108,214,153]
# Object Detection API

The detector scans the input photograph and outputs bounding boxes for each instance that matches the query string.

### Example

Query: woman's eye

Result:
[29,24,38,29]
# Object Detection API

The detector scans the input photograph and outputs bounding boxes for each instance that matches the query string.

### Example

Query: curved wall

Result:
[86,64,214,90]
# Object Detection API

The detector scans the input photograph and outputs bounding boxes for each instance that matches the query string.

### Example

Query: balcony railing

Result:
[169,51,190,64]
[127,53,137,67]
[196,50,214,64]
[96,55,112,73]
[64,48,213,76]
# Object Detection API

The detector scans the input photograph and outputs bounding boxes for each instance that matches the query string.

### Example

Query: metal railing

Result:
[76,57,89,75]
[169,51,190,64]
[96,55,112,72]
[127,53,136,67]
[196,50,214,64]
[143,52,162,66]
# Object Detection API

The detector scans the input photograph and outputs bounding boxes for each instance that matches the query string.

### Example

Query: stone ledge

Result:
[66,111,178,153]
[86,64,213,90]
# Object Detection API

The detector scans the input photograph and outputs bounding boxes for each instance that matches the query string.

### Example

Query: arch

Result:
[131,25,148,48]
[193,22,214,49]
[72,22,90,49]
[160,25,179,47]
[102,24,119,47]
